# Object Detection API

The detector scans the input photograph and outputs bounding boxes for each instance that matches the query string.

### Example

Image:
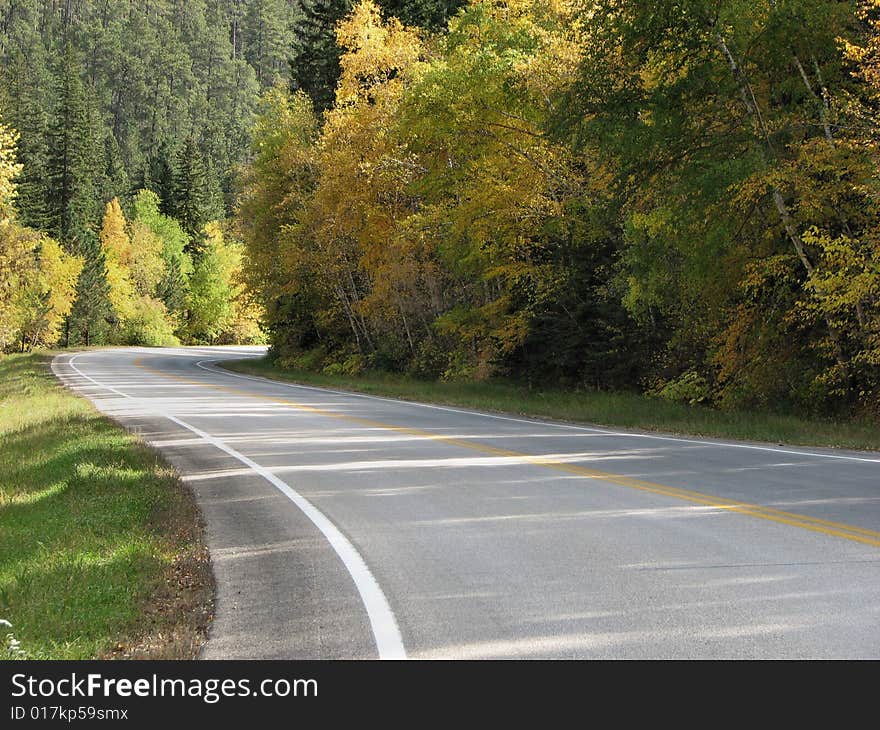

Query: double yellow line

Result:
[134,357,880,549]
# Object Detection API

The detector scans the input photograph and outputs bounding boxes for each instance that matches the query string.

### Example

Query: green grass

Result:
[222,357,880,452]
[0,352,212,660]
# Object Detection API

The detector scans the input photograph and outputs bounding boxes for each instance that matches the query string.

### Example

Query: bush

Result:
[119,296,179,347]
[652,370,711,406]
[407,339,450,379]
[279,345,327,372]
[340,354,365,376]
[441,350,476,382]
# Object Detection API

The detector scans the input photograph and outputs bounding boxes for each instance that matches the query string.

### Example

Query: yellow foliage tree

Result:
[97,196,181,345]
[391,0,583,375]
[787,1,880,398]
[1,117,81,350]
[0,223,40,350]
[100,197,137,324]
[128,221,166,297]
[239,0,584,375]
[305,0,428,358]
[12,237,83,349]
[0,120,22,224]
[236,85,319,312]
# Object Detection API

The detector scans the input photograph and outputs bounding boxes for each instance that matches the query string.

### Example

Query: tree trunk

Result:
[395,292,416,355]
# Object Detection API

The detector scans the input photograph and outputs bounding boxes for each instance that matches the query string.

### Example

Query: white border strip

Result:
[194,359,880,465]
[57,352,406,660]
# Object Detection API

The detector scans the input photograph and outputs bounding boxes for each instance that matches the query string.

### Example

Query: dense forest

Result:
[0,0,462,348]
[2,0,880,417]
[237,0,880,417]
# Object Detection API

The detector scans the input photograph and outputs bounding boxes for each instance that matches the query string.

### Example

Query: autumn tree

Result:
[0,117,82,352]
[305,0,427,366]
[237,86,321,358]
[0,119,21,221]
[12,237,83,351]
[131,189,193,327]
[555,0,874,411]
[98,196,178,346]
[100,197,137,327]
[393,0,587,377]
[184,222,263,344]
[240,0,880,414]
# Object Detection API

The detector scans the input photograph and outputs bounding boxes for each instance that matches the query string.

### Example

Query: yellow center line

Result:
[132,357,880,549]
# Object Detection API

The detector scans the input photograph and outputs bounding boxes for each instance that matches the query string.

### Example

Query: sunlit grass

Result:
[223,357,880,452]
[0,352,211,659]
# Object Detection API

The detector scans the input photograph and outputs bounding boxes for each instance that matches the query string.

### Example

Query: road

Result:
[53,347,880,659]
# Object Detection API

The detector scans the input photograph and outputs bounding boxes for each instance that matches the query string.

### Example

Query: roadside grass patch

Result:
[0,352,213,659]
[222,357,880,452]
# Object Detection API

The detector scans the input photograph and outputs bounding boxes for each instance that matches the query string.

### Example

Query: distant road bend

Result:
[53,347,880,659]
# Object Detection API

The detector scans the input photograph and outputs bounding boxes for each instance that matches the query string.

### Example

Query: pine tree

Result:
[67,230,112,346]
[1,0,265,233]
[45,43,100,246]
[157,252,189,320]
[98,133,128,208]
[1,50,52,231]
[291,0,353,112]
[244,0,296,87]
[142,144,177,217]
[378,0,464,30]
[171,137,214,252]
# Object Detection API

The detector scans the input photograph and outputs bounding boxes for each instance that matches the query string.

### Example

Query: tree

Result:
[391,0,584,377]
[67,230,112,347]
[184,221,240,343]
[244,1,591,377]
[0,118,34,349]
[171,137,223,251]
[243,0,298,87]
[128,220,167,298]
[45,43,101,244]
[0,116,82,352]
[1,0,263,230]
[131,189,192,325]
[553,0,871,411]
[291,0,353,113]
[237,86,320,357]
[0,48,52,231]
[797,0,880,409]
[11,237,83,351]
[307,0,430,365]
[117,294,179,347]
[0,119,22,222]
[99,197,136,324]
[1,3,274,351]
[378,0,464,30]
[96,196,177,346]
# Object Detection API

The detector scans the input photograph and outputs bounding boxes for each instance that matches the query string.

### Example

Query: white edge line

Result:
[55,352,407,660]
[193,358,880,465]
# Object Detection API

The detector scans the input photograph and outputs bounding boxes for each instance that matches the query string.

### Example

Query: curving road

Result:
[53,347,880,659]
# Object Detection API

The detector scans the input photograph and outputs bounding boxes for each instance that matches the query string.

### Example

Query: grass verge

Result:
[0,352,213,659]
[222,357,880,452]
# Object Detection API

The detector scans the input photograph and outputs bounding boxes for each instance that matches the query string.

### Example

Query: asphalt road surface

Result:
[53,347,880,659]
